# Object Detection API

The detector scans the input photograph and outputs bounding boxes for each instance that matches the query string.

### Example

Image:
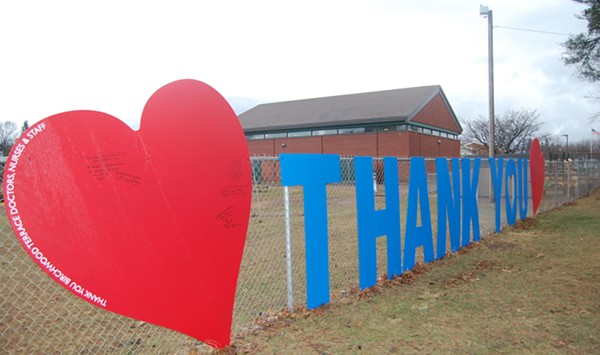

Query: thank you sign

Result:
[281,146,541,309]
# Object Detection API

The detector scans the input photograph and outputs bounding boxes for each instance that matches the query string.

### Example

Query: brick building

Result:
[239,85,462,158]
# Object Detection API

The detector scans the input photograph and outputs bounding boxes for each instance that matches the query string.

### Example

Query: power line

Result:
[494,25,570,36]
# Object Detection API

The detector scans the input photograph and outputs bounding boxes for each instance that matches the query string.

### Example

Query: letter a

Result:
[403,157,434,272]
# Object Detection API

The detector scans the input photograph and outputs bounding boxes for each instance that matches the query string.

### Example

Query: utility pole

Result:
[481,5,495,202]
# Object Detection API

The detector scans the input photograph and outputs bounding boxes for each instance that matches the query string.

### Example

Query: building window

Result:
[288,130,312,137]
[312,129,337,136]
[246,125,459,141]
[246,133,265,140]
[366,125,396,132]
[265,132,287,139]
[338,127,365,134]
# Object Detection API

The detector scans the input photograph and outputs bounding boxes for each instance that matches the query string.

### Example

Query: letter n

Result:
[462,158,481,246]
[436,158,461,258]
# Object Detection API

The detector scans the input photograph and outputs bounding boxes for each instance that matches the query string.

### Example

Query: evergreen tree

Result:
[563,0,600,81]
[21,120,29,133]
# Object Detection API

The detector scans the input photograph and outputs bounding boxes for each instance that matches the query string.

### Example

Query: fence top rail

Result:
[250,155,536,162]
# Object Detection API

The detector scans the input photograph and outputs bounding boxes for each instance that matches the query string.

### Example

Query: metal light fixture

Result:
[479,5,490,16]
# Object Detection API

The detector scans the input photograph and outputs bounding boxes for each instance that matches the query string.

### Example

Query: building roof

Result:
[239,85,460,133]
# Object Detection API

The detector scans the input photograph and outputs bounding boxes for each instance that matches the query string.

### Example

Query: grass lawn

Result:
[228,188,600,354]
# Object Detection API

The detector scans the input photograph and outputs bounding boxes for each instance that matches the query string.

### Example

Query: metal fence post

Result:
[587,160,591,194]
[283,186,294,312]
[553,161,558,207]
[566,161,571,202]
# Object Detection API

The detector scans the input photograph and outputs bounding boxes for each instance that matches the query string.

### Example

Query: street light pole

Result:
[563,134,569,160]
[563,133,570,201]
[480,5,495,159]
[481,5,495,203]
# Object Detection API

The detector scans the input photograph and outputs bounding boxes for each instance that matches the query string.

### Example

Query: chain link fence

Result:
[1,156,599,353]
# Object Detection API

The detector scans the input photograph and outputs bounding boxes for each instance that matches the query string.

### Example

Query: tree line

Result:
[461,108,550,155]
[461,108,600,158]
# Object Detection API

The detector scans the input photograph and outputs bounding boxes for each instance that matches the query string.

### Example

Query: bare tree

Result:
[568,137,600,158]
[0,121,19,155]
[462,108,550,154]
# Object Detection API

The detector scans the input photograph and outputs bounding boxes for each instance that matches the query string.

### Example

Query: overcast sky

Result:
[1,0,598,143]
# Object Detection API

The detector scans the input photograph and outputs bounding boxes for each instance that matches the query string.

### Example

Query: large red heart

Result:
[529,138,545,215]
[3,80,251,348]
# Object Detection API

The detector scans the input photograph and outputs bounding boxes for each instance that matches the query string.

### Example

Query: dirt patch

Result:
[235,261,432,343]
[511,217,538,230]
[457,242,478,254]
[486,240,518,251]
[447,271,476,286]
[476,259,496,270]
[446,260,497,286]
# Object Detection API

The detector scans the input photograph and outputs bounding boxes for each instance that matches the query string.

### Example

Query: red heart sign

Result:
[3,80,251,348]
[529,138,545,215]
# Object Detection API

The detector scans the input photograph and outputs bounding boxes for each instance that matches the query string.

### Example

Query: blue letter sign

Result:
[461,158,481,246]
[279,154,534,311]
[436,158,461,258]
[355,157,401,289]
[403,157,435,272]
[280,154,341,309]
[489,158,504,232]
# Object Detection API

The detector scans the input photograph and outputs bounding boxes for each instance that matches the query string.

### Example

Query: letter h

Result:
[355,157,401,289]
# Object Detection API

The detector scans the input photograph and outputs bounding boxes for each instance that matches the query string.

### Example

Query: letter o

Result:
[504,159,517,226]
